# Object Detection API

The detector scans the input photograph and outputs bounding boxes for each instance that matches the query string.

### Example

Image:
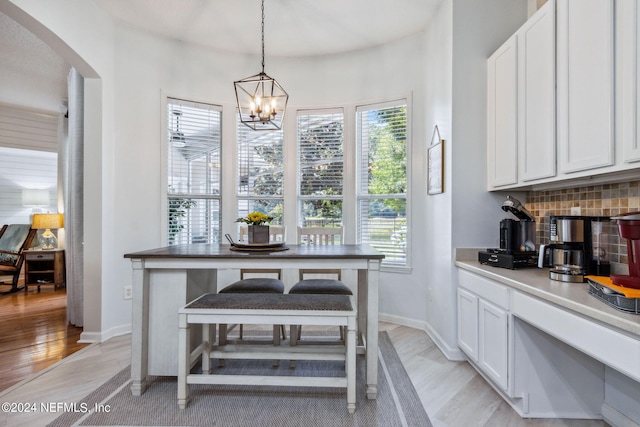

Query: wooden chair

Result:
[289,227,352,350]
[218,269,287,365]
[297,226,342,245]
[239,225,286,243]
[0,224,37,294]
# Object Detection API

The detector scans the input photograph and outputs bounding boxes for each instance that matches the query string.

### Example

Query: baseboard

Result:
[379,313,466,361]
[602,402,640,427]
[79,323,131,343]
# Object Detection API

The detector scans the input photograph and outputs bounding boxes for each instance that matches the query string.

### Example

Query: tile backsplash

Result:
[525,180,640,265]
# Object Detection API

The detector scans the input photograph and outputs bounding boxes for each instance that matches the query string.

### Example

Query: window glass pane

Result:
[168,197,220,245]
[167,98,222,244]
[236,116,284,231]
[358,198,406,264]
[357,103,407,265]
[297,110,344,227]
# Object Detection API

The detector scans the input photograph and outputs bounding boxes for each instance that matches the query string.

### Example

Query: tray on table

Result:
[229,241,289,252]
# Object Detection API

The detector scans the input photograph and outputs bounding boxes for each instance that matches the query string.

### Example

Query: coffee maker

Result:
[610,212,640,289]
[478,196,538,269]
[538,215,611,282]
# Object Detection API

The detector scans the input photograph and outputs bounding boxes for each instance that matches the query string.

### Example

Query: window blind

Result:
[297,109,344,227]
[356,102,408,265]
[236,115,284,226]
[166,98,222,245]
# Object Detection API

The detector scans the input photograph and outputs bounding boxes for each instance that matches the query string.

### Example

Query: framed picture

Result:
[428,126,444,195]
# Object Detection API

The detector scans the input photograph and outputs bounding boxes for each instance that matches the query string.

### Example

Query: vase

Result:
[248,225,270,244]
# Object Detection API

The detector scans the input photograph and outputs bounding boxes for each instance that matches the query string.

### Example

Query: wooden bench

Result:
[177,293,357,413]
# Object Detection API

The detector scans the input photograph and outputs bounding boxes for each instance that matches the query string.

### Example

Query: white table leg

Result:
[177,313,190,409]
[347,316,356,413]
[366,260,380,399]
[130,259,149,396]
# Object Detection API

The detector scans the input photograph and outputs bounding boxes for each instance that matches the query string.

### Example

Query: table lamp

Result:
[32,213,64,249]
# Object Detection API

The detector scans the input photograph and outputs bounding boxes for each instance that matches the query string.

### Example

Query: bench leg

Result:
[202,323,211,374]
[289,325,298,368]
[346,318,356,414]
[177,314,190,409]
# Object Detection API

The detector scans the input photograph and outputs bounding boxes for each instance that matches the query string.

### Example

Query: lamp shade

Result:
[32,213,64,230]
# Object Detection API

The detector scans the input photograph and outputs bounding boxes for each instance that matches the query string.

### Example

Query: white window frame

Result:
[163,97,223,246]
[355,98,411,269]
[296,107,345,229]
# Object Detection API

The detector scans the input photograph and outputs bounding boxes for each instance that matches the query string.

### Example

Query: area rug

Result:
[48,332,431,426]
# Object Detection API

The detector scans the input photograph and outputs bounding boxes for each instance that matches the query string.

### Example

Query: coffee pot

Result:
[538,216,611,282]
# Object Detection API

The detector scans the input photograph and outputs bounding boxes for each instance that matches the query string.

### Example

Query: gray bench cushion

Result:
[186,293,352,312]
[289,279,352,295]
[219,278,284,294]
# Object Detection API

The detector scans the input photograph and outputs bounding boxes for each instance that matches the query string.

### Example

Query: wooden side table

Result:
[24,249,65,292]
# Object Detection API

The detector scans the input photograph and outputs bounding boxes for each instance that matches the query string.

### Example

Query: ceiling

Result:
[94,0,441,57]
[0,0,441,112]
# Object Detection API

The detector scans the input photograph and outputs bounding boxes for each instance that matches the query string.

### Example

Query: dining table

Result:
[124,243,384,399]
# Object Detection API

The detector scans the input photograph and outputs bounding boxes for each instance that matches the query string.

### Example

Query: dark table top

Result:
[124,243,385,260]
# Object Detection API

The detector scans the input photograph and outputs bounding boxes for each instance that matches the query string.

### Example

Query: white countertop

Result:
[455,248,640,337]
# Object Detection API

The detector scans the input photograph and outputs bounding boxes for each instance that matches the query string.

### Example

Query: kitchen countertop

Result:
[455,248,640,337]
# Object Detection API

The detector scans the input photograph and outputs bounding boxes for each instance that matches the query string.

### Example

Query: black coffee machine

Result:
[479,196,538,269]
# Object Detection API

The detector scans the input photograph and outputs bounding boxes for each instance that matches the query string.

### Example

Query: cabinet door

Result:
[487,35,518,189]
[518,0,556,181]
[619,0,640,163]
[457,288,479,362]
[479,299,509,390]
[557,0,614,173]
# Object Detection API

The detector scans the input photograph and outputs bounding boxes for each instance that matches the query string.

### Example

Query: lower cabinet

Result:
[478,299,509,390]
[457,270,511,394]
[457,266,640,421]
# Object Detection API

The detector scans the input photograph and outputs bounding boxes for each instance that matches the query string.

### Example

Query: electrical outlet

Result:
[571,206,582,215]
[123,285,133,300]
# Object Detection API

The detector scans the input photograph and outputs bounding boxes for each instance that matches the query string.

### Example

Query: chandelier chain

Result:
[261,0,265,74]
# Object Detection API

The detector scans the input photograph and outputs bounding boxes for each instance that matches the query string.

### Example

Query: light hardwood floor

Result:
[0,317,609,427]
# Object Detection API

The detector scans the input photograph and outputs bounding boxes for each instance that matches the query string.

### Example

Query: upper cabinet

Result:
[619,0,640,164]
[518,2,556,182]
[487,1,555,190]
[487,0,640,191]
[487,36,518,188]
[557,0,615,173]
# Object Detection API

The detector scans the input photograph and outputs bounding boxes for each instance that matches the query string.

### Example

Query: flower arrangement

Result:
[235,211,273,226]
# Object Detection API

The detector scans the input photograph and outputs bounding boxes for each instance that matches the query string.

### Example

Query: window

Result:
[166,98,222,245]
[236,116,284,232]
[357,101,408,265]
[297,109,344,228]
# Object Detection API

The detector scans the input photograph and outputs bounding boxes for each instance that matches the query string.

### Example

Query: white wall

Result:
[0,146,57,225]
[419,0,528,357]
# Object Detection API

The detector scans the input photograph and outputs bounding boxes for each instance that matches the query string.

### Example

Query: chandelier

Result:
[234,0,289,131]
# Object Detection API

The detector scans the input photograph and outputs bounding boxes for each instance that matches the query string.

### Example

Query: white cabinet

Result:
[487,0,639,190]
[517,1,556,182]
[487,1,555,190]
[487,35,518,188]
[457,288,479,361]
[618,0,640,164]
[556,0,614,173]
[478,299,509,390]
[457,270,511,393]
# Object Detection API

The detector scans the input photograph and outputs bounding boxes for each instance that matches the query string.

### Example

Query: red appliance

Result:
[611,212,640,289]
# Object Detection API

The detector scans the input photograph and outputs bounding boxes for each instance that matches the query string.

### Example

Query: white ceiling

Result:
[94,0,441,57]
[0,0,441,112]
